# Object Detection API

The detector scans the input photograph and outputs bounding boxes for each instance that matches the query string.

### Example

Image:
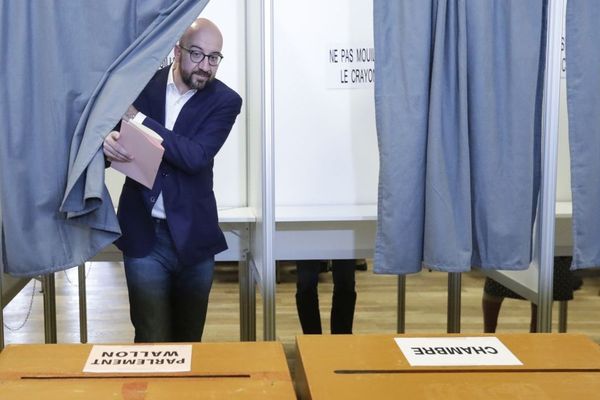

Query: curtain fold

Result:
[374,0,546,275]
[0,0,209,277]
[566,1,600,269]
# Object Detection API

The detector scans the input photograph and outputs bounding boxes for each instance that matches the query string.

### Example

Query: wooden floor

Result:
[3,260,600,352]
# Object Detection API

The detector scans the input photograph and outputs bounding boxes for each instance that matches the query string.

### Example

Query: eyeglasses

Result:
[179,46,223,66]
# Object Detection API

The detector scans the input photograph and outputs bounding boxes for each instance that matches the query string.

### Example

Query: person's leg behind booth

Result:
[330,259,357,334]
[481,286,505,333]
[295,260,323,334]
[481,256,581,333]
[355,258,368,271]
[528,256,582,332]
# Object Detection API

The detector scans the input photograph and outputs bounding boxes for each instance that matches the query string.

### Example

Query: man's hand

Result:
[103,130,133,162]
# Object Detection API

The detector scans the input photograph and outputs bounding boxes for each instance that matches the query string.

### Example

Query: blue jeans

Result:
[123,219,214,343]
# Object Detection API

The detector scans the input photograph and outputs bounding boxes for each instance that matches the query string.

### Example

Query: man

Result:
[103,18,242,342]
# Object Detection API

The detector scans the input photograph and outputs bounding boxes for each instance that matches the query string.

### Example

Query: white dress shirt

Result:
[135,64,197,219]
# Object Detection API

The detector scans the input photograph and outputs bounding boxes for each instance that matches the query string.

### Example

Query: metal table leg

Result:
[0,273,4,351]
[42,273,57,343]
[238,224,256,341]
[397,275,406,334]
[239,253,257,341]
[78,264,88,343]
[558,301,568,333]
[447,272,461,333]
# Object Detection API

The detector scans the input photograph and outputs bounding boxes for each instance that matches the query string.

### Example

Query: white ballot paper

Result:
[395,337,523,367]
[83,344,192,373]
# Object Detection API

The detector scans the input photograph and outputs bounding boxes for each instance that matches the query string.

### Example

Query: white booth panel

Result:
[201,1,247,208]
[556,37,571,203]
[273,0,378,206]
[245,0,271,286]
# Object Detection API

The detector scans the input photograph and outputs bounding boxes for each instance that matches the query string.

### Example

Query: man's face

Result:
[176,29,222,91]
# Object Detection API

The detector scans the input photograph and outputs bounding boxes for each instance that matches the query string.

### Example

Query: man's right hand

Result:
[103,130,133,162]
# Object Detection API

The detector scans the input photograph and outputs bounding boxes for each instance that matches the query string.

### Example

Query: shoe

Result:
[355,259,368,271]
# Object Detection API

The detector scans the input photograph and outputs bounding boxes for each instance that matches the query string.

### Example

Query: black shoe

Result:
[355,260,368,271]
[319,260,330,273]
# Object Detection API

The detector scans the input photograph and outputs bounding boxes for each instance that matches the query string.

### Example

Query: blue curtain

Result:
[373,0,546,274]
[0,0,209,277]
[566,1,600,269]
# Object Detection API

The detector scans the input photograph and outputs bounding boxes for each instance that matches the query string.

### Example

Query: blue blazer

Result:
[115,67,242,265]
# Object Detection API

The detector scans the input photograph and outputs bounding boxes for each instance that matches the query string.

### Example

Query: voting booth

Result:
[0,0,580,344]
[235,0,577,338]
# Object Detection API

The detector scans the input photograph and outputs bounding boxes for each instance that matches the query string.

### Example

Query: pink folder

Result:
[110,119,165,189]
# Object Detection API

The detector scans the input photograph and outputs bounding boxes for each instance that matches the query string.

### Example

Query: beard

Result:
[181,67,214,90]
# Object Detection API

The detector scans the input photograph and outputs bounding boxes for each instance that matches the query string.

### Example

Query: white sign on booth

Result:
[395,337,523,367]
[326,43,375,89]
[83,345,193,373]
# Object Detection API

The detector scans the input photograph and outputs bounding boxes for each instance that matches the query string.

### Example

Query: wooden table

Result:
[296,333,600,400]
[0,341,295,399]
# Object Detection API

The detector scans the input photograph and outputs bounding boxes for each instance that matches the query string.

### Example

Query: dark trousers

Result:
[123,220,214,343]
[295,259,357,334]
